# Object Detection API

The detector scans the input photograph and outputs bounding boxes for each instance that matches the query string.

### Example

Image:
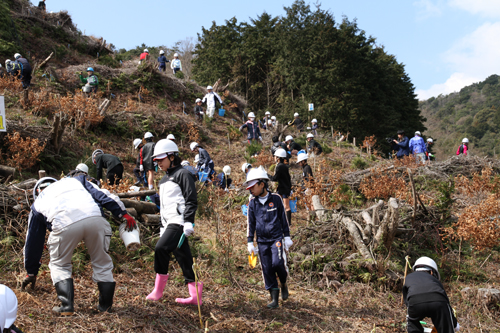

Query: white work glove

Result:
[284,237,293,251]
[259,136,263,141]
[248,242,258,255]
[183,222,194,236]
[455,323,460,332]
[139,165,144,172]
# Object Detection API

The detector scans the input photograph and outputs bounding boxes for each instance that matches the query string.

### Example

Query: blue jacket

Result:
[409,136,426,154]
[394,136,410,158]
[239,120,262,140]
[247,192,290,243]
[24,176,126,276]
[216,172,232,189]
[157,55,169,65]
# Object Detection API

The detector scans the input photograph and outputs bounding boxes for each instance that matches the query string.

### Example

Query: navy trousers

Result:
[258,239,288,290]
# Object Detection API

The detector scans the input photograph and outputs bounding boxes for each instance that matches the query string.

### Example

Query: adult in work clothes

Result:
[22,176,136,314]
[202,85,223,118]
[92,149,124,186]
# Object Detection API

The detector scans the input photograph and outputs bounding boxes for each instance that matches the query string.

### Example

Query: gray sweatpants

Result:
[47,216,114,285]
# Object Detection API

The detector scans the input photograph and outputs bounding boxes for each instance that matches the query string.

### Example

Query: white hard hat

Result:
[174,53,179,57]
[195,98,202,103]
[223,165,231,175]
[244,166,269,189]
[76,163,89,174]
[167,134,175,141]
[14,53,21,59]
[194,154,200,163]
[144,132,154,139]
[415,131,421,136]
[311,119,317,123]
[248,112,255,118]
[92,149,103,164]
[274,148,287,158]
[0,284,18,328]
[271,116,276,120]
[414,257,440,280]
[133,138,142,149]
[307,133,314,138]
[5,60,10,66]
[33,177,57,199]
[181,160,190,167]
[190,142,199,151]
[427,138,433,143]
[241,162,252,173]
[144,49,149,53]
[265,111,271,116]
[0,302,5,332]
[207,86,213,90]
[462,138,469,143]
[152,139,179,160]
[159,50,165,55]
[294,113,299,117]
[285,135,293,142]
[297,153,309,163]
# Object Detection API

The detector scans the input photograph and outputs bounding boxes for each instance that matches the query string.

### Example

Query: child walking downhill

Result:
[146,139,202,305]
[245,166,293,308]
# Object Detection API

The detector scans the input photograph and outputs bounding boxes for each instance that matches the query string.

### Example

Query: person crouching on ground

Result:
[146,139,202,305]
[403,257,459,333]
[246,166,293,308]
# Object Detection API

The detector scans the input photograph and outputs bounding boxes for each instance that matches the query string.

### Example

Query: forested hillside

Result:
[193,1,426,144]
[419,74,500,158]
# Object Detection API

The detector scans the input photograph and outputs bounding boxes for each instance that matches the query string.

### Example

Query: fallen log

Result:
[121,199,158,214]
[126,208,138,219]
[10,178,36,190]
[0,165,16,179]
[141,214,160,225]
[117,190,157,199]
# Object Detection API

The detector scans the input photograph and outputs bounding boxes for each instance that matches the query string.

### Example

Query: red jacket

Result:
[456,144,468,155]
[140,52,149,60]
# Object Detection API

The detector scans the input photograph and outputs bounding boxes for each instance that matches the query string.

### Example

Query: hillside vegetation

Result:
[419,74,500,158]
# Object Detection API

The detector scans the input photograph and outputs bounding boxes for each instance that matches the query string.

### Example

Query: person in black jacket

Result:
[157,50,169,73]
[285,135,302,155]
[403,257,459,333]
[38,0,46,11]
[92,149,124,186]
[269,148,293,225]
[132,138,144,186]
[306,133,323,155]
[288,112,304,132]
[194,98,203,121]
[297,153,313,184]
[141,132,156,190]
[13,54,32,89]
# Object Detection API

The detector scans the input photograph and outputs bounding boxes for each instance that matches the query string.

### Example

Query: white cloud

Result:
[417,22,500,99]
[449,0,500,18]
[413,0,443,20]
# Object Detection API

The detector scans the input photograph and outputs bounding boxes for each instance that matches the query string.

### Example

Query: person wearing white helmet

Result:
[194,98,204,121]
[0,284,23,332]
[306,133,323,155]
[157,50,169,73]
[4,59,15,77]
[457,138,469,156]
[215,165,232,191]
[425,138,435,162]
[167,134,176,141]
[23,176,135,315]
[171,53,182,74]
[288,112,304,132]
[139,49,149,64]
[67,163,100,186]
[92,149,124,186]
[311,119,318,136]
[202,86,223,118]
[140,132,156,189]
[297,153,313,183]
[190,142,215,178]
[239,112,262,144]
[181,160,197,179]
[409,131,427,164]
[245,166,292,308]
[261,111,272,130]
[241,162,253,174]
[13,53,32,89]
[403,257,459,333]
[269,148,293,225]
[131,138,145,186]
[146,139,202,306]
[285,135,302,155]
[78,67,98,93]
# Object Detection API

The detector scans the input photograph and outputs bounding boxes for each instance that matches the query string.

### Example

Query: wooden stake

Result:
[38,170,46,179]
[401,255,409,306]
[193,258,203,329]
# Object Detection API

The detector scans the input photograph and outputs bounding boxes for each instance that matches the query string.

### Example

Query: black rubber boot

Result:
[267,289,280,309]
[53,278,74,315]
[286,210,292,226]
[97,282,116,312]
[281,283,289,301]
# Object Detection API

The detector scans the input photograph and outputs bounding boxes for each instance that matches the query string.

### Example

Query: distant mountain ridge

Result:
[419,74,500,158]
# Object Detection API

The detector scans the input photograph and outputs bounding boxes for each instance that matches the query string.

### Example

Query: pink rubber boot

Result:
[146,274,169,301]
[175,282,203,305]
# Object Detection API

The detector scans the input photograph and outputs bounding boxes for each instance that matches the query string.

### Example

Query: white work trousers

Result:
[47,216,114,285]
[207,106,216,118]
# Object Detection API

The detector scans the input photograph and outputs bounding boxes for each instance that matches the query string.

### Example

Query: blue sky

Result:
[31,0,500,100]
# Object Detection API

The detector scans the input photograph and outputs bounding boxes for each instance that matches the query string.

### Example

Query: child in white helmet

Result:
[171,53,182,74]
[132,138,145,186]
[288,113,304,132]
[216,165,232,191]
[194,98,204,121]
[157,50,169,72]
[239,112,262,144]
[311,119,318,136]
[456,138,468,156]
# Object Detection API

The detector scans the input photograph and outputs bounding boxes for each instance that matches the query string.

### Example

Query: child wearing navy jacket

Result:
[246,166,293,308]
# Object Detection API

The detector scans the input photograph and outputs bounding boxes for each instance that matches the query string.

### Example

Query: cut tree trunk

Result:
[121,199,158,215]
[0,165,16,179]
[117,190,157,199]
[141,214,160,225]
